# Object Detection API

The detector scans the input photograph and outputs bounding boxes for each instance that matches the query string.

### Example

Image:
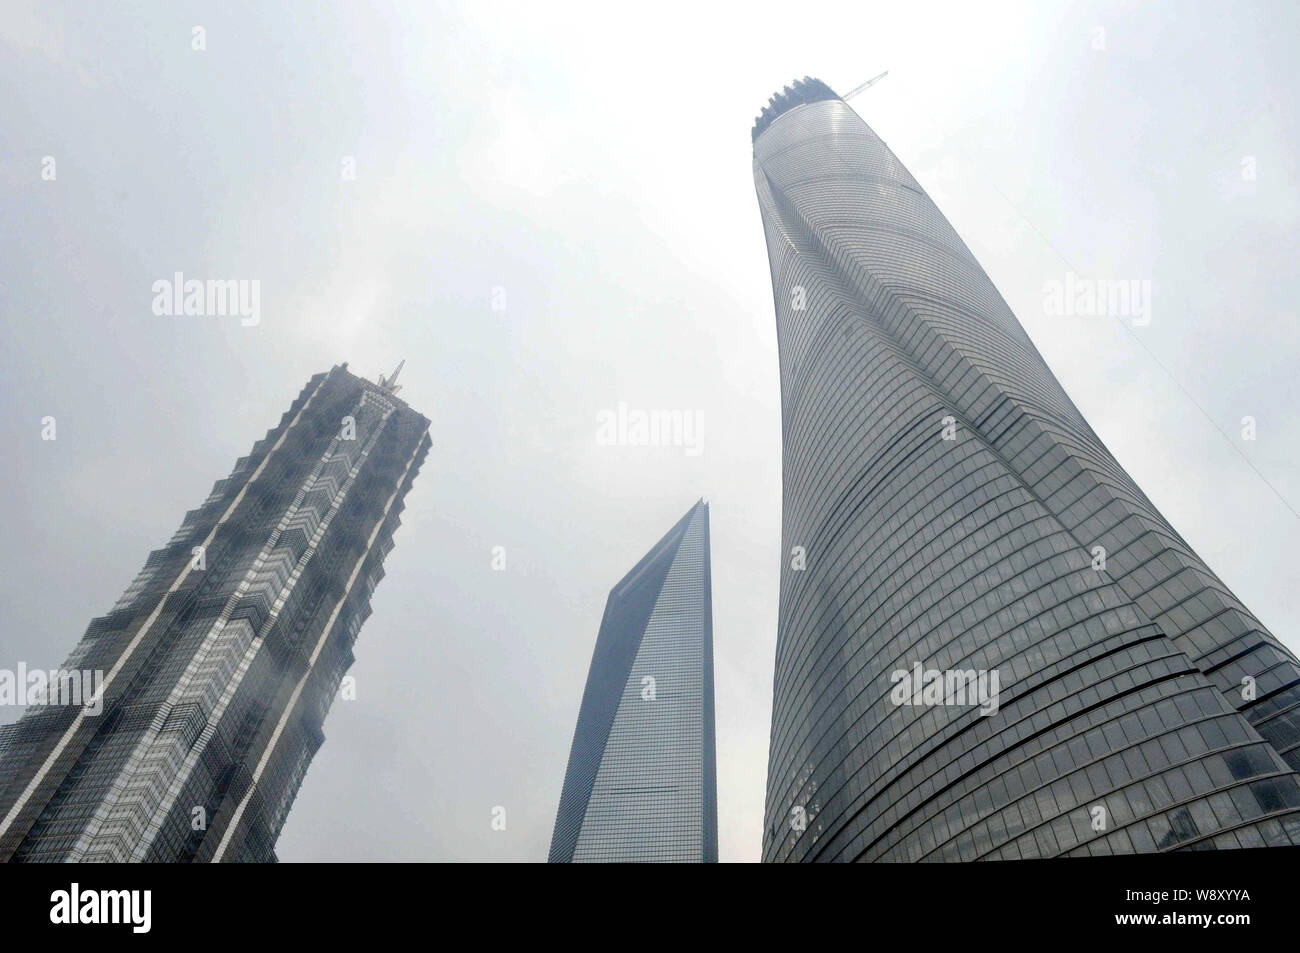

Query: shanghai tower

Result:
[0,363,430,862]
[753,79,1300,861]
[549,500,717,862]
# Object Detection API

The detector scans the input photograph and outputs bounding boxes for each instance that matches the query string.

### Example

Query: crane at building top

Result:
[842,70,889,100]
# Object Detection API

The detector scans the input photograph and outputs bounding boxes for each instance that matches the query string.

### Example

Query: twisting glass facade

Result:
[753,78,1300,862]
[0,364,430,862]
[549,501,717,862]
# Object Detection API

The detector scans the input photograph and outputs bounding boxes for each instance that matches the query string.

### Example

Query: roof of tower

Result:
[751,76,840,143]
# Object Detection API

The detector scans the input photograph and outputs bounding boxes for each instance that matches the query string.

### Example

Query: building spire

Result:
[377,359,405,395]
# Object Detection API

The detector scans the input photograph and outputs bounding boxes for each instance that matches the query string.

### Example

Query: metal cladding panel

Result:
[550,502,717,862]
[753,83,1300,862]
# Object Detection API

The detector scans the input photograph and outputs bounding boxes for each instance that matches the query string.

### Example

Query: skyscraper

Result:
[0,363,430,862]
[549,500,717,863]
[753,78,1300,861]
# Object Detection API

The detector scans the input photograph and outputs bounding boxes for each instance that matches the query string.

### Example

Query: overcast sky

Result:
[2,0,1297,862]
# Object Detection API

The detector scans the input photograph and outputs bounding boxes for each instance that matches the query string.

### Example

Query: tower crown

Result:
[751,76,839,143]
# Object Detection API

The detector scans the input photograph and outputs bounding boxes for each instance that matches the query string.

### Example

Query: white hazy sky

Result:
[1,0,1297,861]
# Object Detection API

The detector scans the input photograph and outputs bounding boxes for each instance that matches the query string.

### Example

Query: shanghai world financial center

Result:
[3,76,1297,866]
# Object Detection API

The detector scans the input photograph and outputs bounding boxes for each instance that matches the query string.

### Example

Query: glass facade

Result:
[753,79,1300,861]
[0,364,431,862]
[549,501,717,862]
